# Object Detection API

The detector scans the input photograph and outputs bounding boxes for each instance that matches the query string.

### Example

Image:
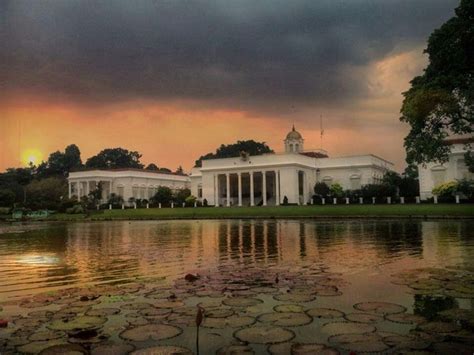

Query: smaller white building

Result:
[68,169,189,203]
[418,136,473,200]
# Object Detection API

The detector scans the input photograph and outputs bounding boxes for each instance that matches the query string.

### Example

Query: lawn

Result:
[48,204,474,221]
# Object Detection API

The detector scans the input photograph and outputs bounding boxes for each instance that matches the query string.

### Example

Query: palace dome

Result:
[286,125,303,140]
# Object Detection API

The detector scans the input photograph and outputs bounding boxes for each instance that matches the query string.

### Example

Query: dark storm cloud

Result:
[0,0,459,108]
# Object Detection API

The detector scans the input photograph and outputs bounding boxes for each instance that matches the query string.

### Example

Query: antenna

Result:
[320,114,324,150]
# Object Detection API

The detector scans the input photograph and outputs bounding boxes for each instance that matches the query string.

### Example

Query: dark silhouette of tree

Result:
[85,148,144,169]
[145,163,159,171]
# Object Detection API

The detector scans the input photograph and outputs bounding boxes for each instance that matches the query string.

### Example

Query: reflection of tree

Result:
[413,294,458,321]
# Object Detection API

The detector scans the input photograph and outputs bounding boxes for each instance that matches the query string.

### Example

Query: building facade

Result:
[418,137,473,200]
[190,127,394,206]
[68,169,189,203]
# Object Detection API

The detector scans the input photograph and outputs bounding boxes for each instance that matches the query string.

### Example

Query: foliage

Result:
[465,151,474,173]
[185,195,197,206]
[145,163,159,171]
[314,182,330,198]
[403,164,419,179]
[85,148,144,169]
[66,204,84,214]
[0,189,15,207]
[203,198,208,207]
[432,181,459,198]
[456,179,474,200]
[174,188,191,205]
[400,0,474,169]
[25,177,67,210]
[329,183,344,198]
[36,144,82,178]
[176,166,184,174]
[361,184,397,199]
[107,193,124,207]
[151,186,173,205]
[282,196,289,205]
[195,140,274,167]
[382,171,419,197]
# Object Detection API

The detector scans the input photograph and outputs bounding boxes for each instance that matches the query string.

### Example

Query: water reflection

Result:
[0,219,473,301]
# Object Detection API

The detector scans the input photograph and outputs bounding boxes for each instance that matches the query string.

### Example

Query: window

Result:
[198,185,203,198]
[431,166,446,187]
[322,176,333,185]
[350,175,361,190]
[140,186,146,199]
[132,186,139,199]
[117,186,124,197]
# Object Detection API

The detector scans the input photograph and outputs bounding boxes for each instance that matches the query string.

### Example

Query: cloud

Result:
[0,0,458,111]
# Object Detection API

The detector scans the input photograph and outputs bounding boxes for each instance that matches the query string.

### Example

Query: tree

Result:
[195,140,274,167]
[174,188,191,205]
[25,177,67,210]
[329,183,344,198]
[151,186,173,205]
[176,166,184,174]
[400,0,474,169]
[145,163,159,171]
[85,148,144,169]
[314,182,330,198]
[0,189,15,207]
[36,144,82,178]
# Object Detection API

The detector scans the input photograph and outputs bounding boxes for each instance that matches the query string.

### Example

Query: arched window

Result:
[350,174,361,190]
[132,185,139,198]
[322,176,333,185]
[117,185,124,197]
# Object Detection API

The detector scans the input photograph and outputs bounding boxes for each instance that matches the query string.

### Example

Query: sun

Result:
[22,149,43,166]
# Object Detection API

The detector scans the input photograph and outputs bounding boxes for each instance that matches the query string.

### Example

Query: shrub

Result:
[432,181,458,198]
[203,198,208,207]
[108,193,124,208]
[174,188,191,205]
[0,189,16,207]
[185,195,197,206]
[282,196,289,205]
[151,186,173,206]
[66,204,84,214]
[314,182,330,198]
[457,179,474,200]
[330,183,344,198]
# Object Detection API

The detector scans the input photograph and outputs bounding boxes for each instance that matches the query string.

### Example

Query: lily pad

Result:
[91,342,135,355]
[48,316,106,331]
[328,333,389,352]
[291,343,340,355]
[344,312,383,323]
[353,301,406,315]
[205,308,235,318]
[130,346,193,355]
[234,326,295,344]
[258,312,312,327]
[119,324,182,341]
[28,330,64,341]
[17,340,68,354]
[38,343,87,354]
[120,303,154,311]
[223,297,263,307]
[273,293,316,303]
[274,304,305,313]
[216,345,255,354]
[382,334,430,350]
[418,321,461,334]
[306,308,344,319]
[321,322,376,336]
[250,287,279,294]
[202,315,256,328]
[385,313,426,325]
[86,308,121,317]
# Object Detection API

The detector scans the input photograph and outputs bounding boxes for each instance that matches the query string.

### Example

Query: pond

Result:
[0,219,473,354]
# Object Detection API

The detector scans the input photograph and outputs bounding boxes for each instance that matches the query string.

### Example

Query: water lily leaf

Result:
[432,341,473,354]
[202,315,256,328]
[130,345,192,355]
[223,297,263,307]
[385,313,426,325]
[119,324,182,341]
[205,308,234,318]
[48,316,106,331]
[17,340,68,354]
[216,344,255,354]
[91,342,135,355]
[328,333,388,352]
[28,330,64,341]
[38,343,87,354]
[344,312,383,323]
[86,308,121,317]
[382,334,430,350]
[250,287,279,294]
[418,321,461,334]
[152,299,185,309]
[321,322,376,336]
[273,293,316,303]
[234,326,295,344]
[258,312,312,327]
[267,342,292,355]
[306,308,344,319]
[274,304,305,313]
[291,343,340,355]
[120,303,154,311]
[353,301,406,315]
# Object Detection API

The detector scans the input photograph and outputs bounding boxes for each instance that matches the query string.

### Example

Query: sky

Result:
[0,0,460,172]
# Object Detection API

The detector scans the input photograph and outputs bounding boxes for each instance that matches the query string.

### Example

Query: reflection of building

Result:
[418,136,474,200]
[68,169,189,202]
[191,126,393,206]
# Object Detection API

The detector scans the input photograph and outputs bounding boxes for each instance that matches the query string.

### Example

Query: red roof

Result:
[299,151,329,158]
[70,168,188,176]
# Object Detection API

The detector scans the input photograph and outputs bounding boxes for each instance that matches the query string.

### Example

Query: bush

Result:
[108,193,124,208]
[203,198,208,207]
[151,186,173,206]
[456,179,474,201]
[282,196,289,205]
[0,189,16,207]
[66,204,84,214]
[432,181,458,198]
[174,188,191,205]
[314,182,330,198]
[330,183,344,198]
[185,195,197,206]
[25,177,67,210]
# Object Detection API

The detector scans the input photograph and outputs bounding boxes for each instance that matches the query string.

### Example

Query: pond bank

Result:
[35,204,474,221]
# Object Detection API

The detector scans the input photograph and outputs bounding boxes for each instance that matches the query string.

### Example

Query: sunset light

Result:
[21,149,43,166]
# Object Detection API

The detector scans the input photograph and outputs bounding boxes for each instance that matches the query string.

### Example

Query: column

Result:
[275,170,280,206]
[238,172,242,207]
[214,174,219,207]
[303,172,307,205]
[262,171,267,206]
[226,173,230,207]
[85,181,90,196]
[250,172,255,206]
[68,182,72,198]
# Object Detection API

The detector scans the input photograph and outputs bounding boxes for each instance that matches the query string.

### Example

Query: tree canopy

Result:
[85,148,144,169]
[195,140,274,167]
[36,144,82,178]
[400,0,473,168]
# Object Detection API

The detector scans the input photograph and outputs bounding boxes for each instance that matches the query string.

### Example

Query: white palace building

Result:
[68,126,394,205]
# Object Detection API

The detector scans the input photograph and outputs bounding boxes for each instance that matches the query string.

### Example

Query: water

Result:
[0,219,473,354]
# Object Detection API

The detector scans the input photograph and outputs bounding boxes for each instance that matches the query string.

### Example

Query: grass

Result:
[47,204,474,221]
